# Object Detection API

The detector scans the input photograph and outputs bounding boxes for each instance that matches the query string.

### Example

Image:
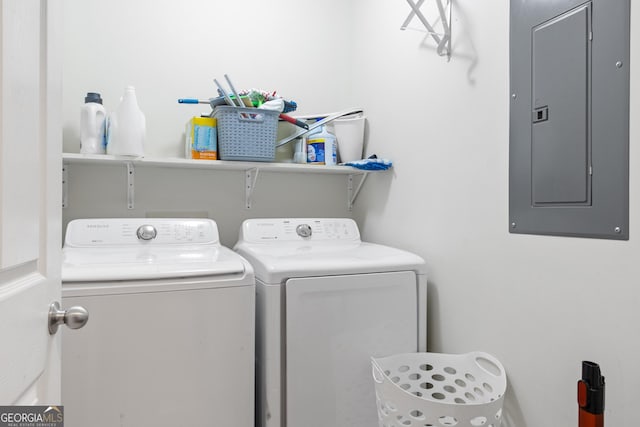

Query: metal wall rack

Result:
[401,0,452,60]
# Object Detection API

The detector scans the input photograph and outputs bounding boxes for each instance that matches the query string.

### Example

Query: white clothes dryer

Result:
[234,218,427,427]
[62,218,255,427]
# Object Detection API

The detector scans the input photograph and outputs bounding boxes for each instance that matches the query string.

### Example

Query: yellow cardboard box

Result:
[185,117,217,160]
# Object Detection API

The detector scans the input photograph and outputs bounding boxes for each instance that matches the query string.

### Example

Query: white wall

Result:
[61,0,358,245]
[62,0,357,157]
[352,1,638,426]
[63,0,639,426]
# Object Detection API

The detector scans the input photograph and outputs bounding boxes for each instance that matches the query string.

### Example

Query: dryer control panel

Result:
[240,218,361,242]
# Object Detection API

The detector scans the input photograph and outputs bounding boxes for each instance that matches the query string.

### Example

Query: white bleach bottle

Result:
[106,86,146,157]
[306,124,337,165]
[80,92,107,154]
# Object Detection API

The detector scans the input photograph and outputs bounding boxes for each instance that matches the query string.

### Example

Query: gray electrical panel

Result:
[509,0,629,239]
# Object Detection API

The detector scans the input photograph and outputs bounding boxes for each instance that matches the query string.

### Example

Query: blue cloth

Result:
[343,158,393,170]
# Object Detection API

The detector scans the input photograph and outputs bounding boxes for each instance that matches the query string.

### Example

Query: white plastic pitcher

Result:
[106,86,146,157]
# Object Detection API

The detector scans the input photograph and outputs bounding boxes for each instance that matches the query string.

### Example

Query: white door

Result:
[0,0,64,404]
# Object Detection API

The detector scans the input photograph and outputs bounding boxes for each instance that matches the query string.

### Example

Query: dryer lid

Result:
[235,241,425,283]
[234,219,426,283]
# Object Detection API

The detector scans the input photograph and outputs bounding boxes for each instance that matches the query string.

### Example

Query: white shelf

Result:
[62,153,364,175]
[62,153,380,210]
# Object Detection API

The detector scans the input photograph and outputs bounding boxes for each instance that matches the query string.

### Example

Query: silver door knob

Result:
[48,302,89,335]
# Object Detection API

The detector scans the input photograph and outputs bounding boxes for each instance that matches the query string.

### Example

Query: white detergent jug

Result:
[80,92,106,154]
[306,125,337,165]
[106,86,146,156]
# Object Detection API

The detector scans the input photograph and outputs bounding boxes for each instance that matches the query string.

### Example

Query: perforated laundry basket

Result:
[371,352,507,427]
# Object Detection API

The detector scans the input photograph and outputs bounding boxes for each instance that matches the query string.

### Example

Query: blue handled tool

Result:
[178,99,208,104]
[178,97,227,108]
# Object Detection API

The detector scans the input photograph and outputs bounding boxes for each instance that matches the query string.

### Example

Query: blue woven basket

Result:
[213,106,278,162]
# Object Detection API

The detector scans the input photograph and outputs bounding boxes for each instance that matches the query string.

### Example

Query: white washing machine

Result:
[61,218,255,427]
[234,218,427,427]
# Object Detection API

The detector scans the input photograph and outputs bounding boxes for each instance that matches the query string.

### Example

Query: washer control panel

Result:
[241,218,360,242]
[64,218,219,247]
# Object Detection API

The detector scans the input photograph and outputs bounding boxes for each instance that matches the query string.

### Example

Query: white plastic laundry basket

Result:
[371,352,507,427]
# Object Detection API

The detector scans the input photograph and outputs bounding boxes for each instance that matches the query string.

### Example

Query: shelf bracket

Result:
[62,163,68,209]
[347,173,368,211]
[245,168,260,209]
[401,0,452,60]
[127,162,135,210]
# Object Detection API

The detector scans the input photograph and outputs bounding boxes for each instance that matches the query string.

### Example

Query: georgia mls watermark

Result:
[0,406,63,427]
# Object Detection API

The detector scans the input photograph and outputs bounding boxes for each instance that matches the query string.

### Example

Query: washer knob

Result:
[136,224,157,241]
[296,224,312,238]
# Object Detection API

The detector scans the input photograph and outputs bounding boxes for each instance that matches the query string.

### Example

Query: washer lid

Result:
[62,218,247,282]
[62,245,247,282]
